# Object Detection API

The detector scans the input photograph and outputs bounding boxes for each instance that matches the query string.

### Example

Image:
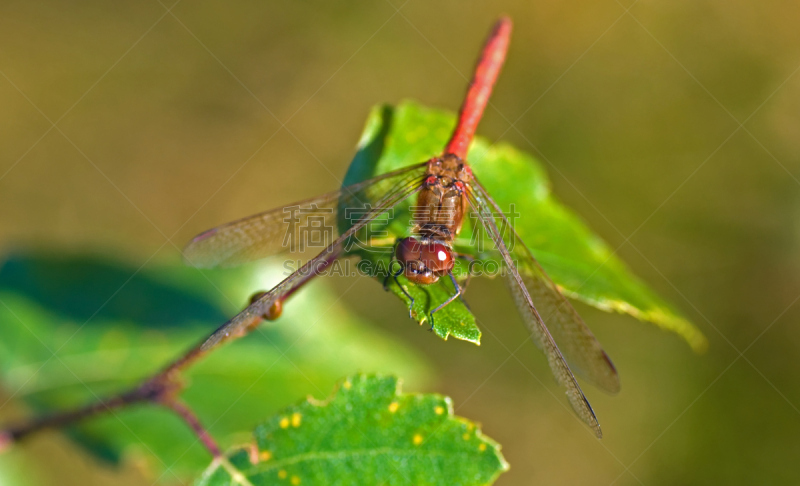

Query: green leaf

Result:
[344,101,706,352]
[196,374,508,486]
[381,262,480,345]
[0,253,432,481]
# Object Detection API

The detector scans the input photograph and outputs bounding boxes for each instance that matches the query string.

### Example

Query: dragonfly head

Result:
[394,237,454,285]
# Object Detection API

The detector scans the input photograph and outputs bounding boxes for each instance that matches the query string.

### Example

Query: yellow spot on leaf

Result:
[413,434,423,445]
[259,450,272,461]
[291,476,301,485]
[467,423,475,432]
[291,413,302,427]
[388,401,399,413]
[462,433,470,440]
[434,406,444,415]
[343,380,352,390]
[479,443,487,452]
[279,417,290,429]
[278,470,287,479]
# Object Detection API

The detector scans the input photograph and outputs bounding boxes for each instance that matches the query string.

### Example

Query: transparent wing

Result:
[199,177,426,351]
[184,162,428,268]
[468,178,619,393]
[467,179,616,438]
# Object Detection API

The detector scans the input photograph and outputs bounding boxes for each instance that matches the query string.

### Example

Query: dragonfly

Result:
[183,17,619,437]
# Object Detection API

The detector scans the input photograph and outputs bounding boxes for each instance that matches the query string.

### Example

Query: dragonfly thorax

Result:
[394,237,455,285]
[415,154,472,241]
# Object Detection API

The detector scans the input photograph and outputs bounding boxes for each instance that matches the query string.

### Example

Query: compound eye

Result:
[395,237,420,263]
[420,242,454,273]
[396,237,451,285]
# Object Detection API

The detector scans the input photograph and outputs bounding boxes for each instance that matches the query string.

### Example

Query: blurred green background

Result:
[2,0,800,484]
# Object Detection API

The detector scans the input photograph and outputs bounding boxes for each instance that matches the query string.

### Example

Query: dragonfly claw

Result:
[407,299,415,320]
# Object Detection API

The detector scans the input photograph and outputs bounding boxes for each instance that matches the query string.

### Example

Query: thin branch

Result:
[161,397,222,458]
[0,312,263,456]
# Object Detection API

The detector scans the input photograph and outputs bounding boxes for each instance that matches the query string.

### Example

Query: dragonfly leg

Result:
[384,244,415,320]
[392,270,415,320]
[382,257,397,291]
[383,240,402,291]
[454,253,475,310]
[429,272,463,331]
[455,253,475,289]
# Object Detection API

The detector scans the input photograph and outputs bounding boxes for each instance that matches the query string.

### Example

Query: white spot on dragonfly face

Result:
[437,250,447,261]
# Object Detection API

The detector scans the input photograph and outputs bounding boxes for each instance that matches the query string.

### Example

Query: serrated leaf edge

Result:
[197,375,509,484]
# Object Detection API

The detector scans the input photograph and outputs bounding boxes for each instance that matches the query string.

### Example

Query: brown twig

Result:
[160,398,222,458]
[2,389,143,444]
[0,313,262,456]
